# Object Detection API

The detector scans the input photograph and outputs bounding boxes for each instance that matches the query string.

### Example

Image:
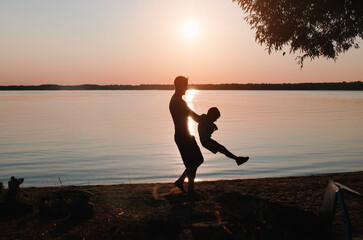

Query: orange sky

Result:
[0,1,362,85]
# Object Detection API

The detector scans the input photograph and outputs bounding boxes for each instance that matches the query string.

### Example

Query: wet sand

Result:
[1,171,362,239]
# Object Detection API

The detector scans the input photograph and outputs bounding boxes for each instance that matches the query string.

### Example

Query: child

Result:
[198,107,249,166]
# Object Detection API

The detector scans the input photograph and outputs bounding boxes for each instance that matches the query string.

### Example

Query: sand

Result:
[0,171,362,239]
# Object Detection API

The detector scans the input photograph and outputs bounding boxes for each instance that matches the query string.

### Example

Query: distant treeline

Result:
[1,81,363,91]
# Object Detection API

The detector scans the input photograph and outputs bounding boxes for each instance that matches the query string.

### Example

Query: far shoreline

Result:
[1,81,363,91]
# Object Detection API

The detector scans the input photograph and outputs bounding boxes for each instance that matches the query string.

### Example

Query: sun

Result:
[183,19,200,40]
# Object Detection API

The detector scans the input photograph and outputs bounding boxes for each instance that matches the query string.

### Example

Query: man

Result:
[169,76,203,195]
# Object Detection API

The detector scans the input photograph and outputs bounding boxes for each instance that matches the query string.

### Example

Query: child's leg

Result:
[217,145,249,166]
[218,145,238,160]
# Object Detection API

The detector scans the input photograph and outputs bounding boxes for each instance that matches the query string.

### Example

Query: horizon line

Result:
[1,81,362,87]
[1,81,363,91]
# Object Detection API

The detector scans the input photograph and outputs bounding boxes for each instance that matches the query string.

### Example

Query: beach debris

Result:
[117,208,124,216]
[190,203,239,239]
[191,221,231,240]
[319,180,363,240]
[152,185,162,201]
[215,208,232,235]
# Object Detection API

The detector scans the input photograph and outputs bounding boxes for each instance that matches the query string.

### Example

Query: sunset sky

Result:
[1,0,362,86]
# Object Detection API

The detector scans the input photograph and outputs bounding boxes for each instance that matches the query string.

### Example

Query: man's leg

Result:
[175,135,203,195]
[187,166,197,194]
[175,169,187,192]
[187,146,204,195]
[175,167,197,194]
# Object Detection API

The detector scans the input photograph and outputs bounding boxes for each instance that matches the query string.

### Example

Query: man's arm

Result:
[177,97,201,122]
[188,107,201,123]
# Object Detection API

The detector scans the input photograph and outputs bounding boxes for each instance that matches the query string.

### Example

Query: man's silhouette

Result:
[169,76,203,195]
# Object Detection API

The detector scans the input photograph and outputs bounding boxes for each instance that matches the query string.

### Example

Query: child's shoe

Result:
[236,156,249,166]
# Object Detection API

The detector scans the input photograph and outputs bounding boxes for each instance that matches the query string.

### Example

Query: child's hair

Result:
[207,107,221,118]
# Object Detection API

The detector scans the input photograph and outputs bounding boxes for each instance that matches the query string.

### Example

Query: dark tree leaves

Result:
[233,0,363,67]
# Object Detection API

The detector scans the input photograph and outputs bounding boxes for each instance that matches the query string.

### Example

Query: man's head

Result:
[174,76,188,95]
[207,107,221,122]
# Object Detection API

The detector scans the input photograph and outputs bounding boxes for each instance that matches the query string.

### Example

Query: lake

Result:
[1,90,362,187]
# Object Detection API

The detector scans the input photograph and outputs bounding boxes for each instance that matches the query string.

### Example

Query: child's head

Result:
[207,107,221,122]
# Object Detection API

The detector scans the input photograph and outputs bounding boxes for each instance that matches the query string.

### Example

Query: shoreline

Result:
[16,170,363,188]
[1,171,362,239]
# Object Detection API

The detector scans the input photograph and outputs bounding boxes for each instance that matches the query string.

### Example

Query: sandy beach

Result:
[1,171,362,239]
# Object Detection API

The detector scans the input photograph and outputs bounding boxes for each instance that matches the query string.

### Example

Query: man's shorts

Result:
[175,134,204,168]
[202,138,223,154]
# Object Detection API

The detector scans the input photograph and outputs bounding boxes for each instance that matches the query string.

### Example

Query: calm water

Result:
[1,90,362,187]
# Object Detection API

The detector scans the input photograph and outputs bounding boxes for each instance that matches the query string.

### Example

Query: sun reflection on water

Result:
[185,89,200,136]
[185,177,202,182]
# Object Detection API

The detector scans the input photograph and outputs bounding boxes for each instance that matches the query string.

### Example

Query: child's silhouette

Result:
[198,107,249,166]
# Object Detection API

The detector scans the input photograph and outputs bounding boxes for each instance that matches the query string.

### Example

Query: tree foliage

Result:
[233,0,363,67]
